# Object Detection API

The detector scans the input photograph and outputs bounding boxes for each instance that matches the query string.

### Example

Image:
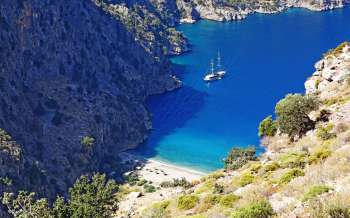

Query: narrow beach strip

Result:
[119,152,207,185]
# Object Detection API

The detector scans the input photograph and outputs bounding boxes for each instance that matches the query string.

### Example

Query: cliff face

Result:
[175,0,349,22]
[96,0,189,56]
[0,0,180,199]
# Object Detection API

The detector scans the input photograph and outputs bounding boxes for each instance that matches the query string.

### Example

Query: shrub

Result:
[279,152,308,168]
[137,179,147,186]
[144,184,156,193]
[230,200,274,218]
[327,205,350,218]
[316,124,336,141]
[225,147,257,170]
[262,162,280,173]
[250,163,262,174]
[2,174,119,218]
[278,168,304,184]
[124,173,139,186]
[213,183,224,194]
[258,116,277,137]
[68,173,119,218]
[238,172,254,187]
[160,178,193,189]
[302,185,332,202]
[0,128,12,142]
[0,176,13,186]
[195,180,215,194]
[2,191,52,218]
[275,94,318,139]
[316,109,331,122]
[81,136,95,148]
[309,147,331,164]
[220,194,239,208]
[205,171,225,180]
[143,201,171,218]
[177,195,199,210]
[196,195,221,213]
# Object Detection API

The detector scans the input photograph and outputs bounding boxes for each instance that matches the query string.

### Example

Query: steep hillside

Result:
[175,0,349,22]
[0,0,180,201]
[116,43,350,218]
[94,0,348,55]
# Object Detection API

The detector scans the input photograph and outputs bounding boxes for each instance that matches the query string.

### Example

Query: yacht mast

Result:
[217,52,221,69]
[211,59,214,74]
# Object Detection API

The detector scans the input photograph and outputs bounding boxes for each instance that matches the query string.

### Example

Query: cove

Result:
[132,7,350,172]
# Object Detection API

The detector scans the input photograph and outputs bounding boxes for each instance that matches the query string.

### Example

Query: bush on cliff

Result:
[275,94,319,140]
[225,147,257,170]
[230,200,274,218]
[177,195,199,210]
[258,116,277,137]
[302,185,332,202]
[2,173,119,218]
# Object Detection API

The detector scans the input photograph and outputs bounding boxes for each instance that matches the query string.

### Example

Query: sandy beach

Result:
[119,152,207,184]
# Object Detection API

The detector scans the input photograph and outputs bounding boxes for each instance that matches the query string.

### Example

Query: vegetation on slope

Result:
[2,174,118,218]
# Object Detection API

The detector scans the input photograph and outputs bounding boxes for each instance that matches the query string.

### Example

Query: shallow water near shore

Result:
[132,7,350,172]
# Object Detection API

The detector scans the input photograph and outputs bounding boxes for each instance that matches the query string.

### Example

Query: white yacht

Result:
[203,52,226,82]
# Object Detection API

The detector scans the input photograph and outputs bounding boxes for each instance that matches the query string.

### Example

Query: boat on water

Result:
[203,52,226,82]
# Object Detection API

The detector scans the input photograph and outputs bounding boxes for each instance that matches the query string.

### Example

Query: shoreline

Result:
[119,152,208,184]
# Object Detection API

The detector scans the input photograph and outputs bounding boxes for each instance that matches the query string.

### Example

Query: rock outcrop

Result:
[305,42,350,96]
[168,0,349,22]
[0,0,180,200]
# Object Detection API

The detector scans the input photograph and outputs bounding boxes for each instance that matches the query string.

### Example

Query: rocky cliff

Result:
[0,0,180,200]
[176,0,349,22]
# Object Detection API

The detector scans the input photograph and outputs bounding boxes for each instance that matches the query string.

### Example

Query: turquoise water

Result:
[132,7,350,172]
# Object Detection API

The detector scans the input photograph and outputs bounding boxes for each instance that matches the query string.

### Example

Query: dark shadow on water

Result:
[130,64,208,159]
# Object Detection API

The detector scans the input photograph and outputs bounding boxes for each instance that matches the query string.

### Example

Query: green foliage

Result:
[144,184,156,193]
[258,116,277,137]
[196,194,221,213]
[275,94,318,139]
[205,171,225,180]
[327,205,350,218]
[195,180,215,194]
[160,177,193,189]
[143,200,171,218]
[213,183,224,194]
[81,136,95,148]
[279,152,308,168]
[177,195,199,210]
[250,163,262,174]
[302,185,332,202]
[230,200,274,218]
[0,128,12,142]
[316,124,336,140]
[0,176,13,186]
[238,172,254,187]
[124,172,139,186]
[136,178,148,186]
[52,196,70,218]
[2,191,52,218]
[225,147,257,170]
[309,146,332,164]
[262,162,280,173]
[278,168,304,184]
[219,194,239,208]
[68,173,119,218]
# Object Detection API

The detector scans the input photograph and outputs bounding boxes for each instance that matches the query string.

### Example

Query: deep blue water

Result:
[132,7,350,172]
